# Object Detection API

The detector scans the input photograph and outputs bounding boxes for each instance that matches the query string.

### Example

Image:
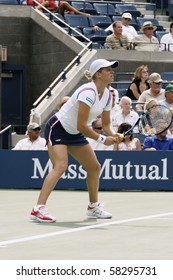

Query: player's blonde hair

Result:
[84,70,92,81]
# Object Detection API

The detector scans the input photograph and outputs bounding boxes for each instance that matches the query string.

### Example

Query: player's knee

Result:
[54,163,68,176]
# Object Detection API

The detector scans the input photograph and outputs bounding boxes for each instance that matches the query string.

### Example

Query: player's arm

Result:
[101,110,115,136]
[77,102,117,145]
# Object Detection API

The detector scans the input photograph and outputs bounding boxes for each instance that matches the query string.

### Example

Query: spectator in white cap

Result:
[12,122,47,150]
[132,21,159,51]
[30,59,121,223]
[136,72,165,110]
[104,12,138,41]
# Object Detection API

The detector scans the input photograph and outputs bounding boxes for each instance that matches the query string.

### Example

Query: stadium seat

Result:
[69,27,86,42]
[71,2,98,15]
[155,31,169,42]
[88,15,112,29]
[113,80,131,90]
[117,88,127,99]
[83,27,107,45]
[64,14,90,30]
[160,72,173,82]
[168,0,173,21]
[136,17,164,31]
[91,42,103,49]
[52,13,67,27]
[116,4,142,19]
[93,3,117,17]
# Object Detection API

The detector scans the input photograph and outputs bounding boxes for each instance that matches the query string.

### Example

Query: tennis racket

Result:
[123,104,173,137]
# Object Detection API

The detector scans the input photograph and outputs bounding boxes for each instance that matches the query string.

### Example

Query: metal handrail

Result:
[0,125,12,149]
[32,0,92,108]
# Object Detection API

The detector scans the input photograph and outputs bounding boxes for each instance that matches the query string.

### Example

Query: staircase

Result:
[127,0,170,31]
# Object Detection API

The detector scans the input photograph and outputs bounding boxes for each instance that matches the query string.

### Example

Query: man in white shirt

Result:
[132,21,159,51]
[12,122,47,150]
[105,12,138,41]
[136,73,165,110]
[160,22,173,52]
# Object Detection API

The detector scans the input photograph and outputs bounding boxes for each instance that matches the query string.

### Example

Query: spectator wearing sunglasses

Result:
[132,21,159,51]
[136,73,165,111]
[87,118,114,150]
[12,122,47,150]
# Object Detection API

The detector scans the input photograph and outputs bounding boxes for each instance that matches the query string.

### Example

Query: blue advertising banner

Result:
[0,150,173,190]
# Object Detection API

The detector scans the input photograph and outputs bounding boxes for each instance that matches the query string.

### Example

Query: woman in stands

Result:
[36,0,90,17]
[114,122,141,151]
[30,59,120,223]
[126,64,150,100]
[112,96,139,132]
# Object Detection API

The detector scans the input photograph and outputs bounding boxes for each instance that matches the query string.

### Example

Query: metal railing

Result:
[32,0,93,108]
[0,125,12,149]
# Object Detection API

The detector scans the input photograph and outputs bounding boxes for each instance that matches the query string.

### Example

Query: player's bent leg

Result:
[68,144,112,219]
[30,145,68,223]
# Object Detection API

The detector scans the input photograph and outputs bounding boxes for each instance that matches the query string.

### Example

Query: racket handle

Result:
[119,133,124,141]
[114,133,124,142]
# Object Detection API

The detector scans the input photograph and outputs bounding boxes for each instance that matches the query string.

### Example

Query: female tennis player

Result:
[30,59,119,222]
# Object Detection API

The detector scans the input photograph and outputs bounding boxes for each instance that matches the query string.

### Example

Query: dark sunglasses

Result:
[145,27,153,30]
[32,127,41,131]
[124,18,131,21]
[94,127,102,130]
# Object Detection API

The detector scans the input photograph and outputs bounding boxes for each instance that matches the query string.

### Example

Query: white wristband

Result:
[97,134,106,144]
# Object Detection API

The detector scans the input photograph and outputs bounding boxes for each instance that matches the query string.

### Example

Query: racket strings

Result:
[141,105,173,135]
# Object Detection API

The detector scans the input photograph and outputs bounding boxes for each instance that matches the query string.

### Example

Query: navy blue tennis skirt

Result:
[45,115,89,146]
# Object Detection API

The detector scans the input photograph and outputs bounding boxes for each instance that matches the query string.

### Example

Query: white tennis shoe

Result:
[86,203,112,219]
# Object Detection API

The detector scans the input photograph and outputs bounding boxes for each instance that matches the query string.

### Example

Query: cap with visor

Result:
[89,59,119,77]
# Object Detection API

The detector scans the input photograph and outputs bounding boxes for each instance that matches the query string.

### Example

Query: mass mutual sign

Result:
[0,151,172,190]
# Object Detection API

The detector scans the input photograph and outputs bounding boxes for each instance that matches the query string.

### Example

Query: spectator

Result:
[105,21,130,50]
[160,22,173,52]
[126,65,150,100]
[105,13,138,41]
[87,118,114,150]
[37,0,90,17]
[114,122,141,150]
[144,98,158,111]
[159,84,173,109]
[109,84,119,111]
[112,96,139,132]
[12,122,47,150]
[132,21,159,51]
[142,128,173,150]
[136,73,165,110]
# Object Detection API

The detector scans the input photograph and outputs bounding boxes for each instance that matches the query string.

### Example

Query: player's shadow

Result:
[34,219,106,230]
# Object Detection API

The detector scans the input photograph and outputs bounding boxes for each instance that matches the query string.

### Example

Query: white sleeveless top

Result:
[118,138,139,151]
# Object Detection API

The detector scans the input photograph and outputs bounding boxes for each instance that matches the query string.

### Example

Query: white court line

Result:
[0,212,173,248]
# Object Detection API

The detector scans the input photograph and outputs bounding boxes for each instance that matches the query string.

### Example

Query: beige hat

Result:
[140,21,157,32]
[122,13,132,20]
[27,122,40,131]
[148,73,163,83]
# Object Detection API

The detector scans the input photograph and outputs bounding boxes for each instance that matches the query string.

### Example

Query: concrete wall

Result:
[0,5,77,123]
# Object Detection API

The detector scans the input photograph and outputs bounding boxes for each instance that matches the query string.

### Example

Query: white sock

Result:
[34,204,45,210]
[89,202,99,208]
